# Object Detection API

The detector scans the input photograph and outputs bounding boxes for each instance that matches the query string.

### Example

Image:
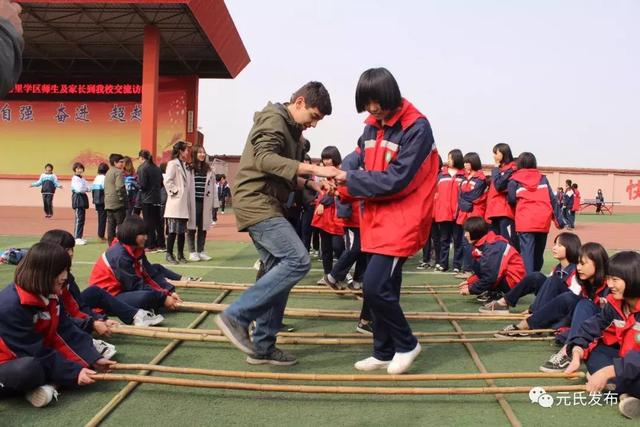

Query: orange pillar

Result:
[185,75,199,145]
[141,25,160,157]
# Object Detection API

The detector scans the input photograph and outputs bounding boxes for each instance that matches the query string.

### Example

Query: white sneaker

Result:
[133,309,164,327]
[346,273,354,285]
[93,339,117,359]
[316,276,329,286]
[211,221,217,225]
[387,343,422,375]
[350,281,363,291]
[25,385,58,408]
[75,238,87,246]
[198,252,212,261]
[354,356,391,371]
[189,252,201,262]
[253,259,262,271]
[619,395,640,419]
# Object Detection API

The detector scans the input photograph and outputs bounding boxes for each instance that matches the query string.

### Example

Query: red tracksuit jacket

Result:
[507,168,558,233]
[433,166,466,223]
[485,162,516,221]
[467,231,526,294]
[456,172,487,226]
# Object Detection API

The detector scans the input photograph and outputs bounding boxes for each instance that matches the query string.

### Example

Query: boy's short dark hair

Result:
[516,152,537,169]
[15,242,71,296]
[572,183,578,189]
[554,232,582,264]
[40,229,75,250]
[72,162,84,172]
[355,67,402,113]
[463,217,490,241]
[45,163,53,170]
[492,143,514,164]
[109,153,124,166]
[448,149,464,170]
[116,216,148,246]
[463,152,482,171]
[97,162,109,175]
[565,179,573,186]
[608,251,640,298]
[291,81,332,116]
[320,146,342,167]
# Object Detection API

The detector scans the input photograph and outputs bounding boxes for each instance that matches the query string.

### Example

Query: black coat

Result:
[137,161,163,205]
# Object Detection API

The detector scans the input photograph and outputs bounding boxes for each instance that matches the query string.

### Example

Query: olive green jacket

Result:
[232,102,305,231]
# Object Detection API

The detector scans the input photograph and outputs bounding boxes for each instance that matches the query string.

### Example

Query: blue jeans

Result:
[518,232,547,274]
[364,255,417,361]
[224,217,311,355]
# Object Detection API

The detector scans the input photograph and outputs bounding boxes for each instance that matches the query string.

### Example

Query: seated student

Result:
[565,251,640,419]
[41,229,164,330]
[479,232,581,314]
[455,152,488,279]
[0,242,115,408]
[507,152,561,274]
[313,146,346,285]
[496,243,609,343]
[457,217,525,302]
[89,216,182,313]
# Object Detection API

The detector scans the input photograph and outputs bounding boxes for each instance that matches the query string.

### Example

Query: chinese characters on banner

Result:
[627,179,640,201]
[0,103,142,124]
[8,83,142,96]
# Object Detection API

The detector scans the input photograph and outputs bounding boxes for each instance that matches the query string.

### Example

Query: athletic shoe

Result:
[416,262,429,270]
[215,313,253,354]
[454,271,473,279]
[133,309,164,327]
[539,351,571,373]
[354,356,391,371]
[177,256,188,264]
[184,276,202,282]
[246,348,297,366]
[75,238,87,246]
[478,300,510,315]
[221,211,225,214]
[387,343,422,374]
[198,252,212,261]
[93,339,117,360]
[619,395,640,419]
[349,281,363,291]
[280,323,295,333]
[452,268,461,274]
[211,221,217,225]
[346,273,354,285]
[25,385,58,408]
[189,252,201,262]
[434,264,447,272]
[356,321,373,336]
[475,291,491,303]
[494,324,529,338]
[165,254,179,265]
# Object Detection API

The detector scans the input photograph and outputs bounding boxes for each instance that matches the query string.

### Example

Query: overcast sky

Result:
[198,0,639,169]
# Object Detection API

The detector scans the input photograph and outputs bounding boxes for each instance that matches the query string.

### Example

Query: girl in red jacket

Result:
[485,143,517,246]
[336,68,439,374]
[433,149,466,272]
[0,242,115,407]
[507,152,559,273]
[456,152,487,278]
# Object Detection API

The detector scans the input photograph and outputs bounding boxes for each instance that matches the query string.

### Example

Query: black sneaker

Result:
[165,253,179,265]
[356,321,373,336]
[494,324,530,338]
[215,313,254,354]
[539,351,571,373]
[246,348,298,366]
[176,255,188,264]
[476,291,491,303]
[280,323,295,332]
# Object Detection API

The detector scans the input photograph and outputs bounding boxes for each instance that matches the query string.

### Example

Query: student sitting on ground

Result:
[0,242,115,408]
[457,217,525,302]
[565,251,640,420]
[89,216,182,314]
[479,232,582,314]
[41,229,164,331]
[495,243,609,346]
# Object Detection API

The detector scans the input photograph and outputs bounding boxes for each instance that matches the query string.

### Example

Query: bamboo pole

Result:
[114,324,555,338]
[85,290,231,427]
[112,363,585,382]
[112,327,553,345]
[171,279,459,290]
[92,373,587,396]
[176,302,526,321]
[170,281,459,295]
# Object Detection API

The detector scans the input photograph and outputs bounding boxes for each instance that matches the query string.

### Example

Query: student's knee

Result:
[13,357,46,390]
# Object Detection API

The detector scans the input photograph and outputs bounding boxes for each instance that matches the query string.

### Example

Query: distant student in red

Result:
[485,143,516,246]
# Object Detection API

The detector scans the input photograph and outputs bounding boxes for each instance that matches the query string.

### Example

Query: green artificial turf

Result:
[575,212,640,224]
[0,237,635,426]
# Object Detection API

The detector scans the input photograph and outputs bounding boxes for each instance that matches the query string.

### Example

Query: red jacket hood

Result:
[500,162,516,172]
[365,98,424,131]
[511,168,542,191]
[473,231,507,249]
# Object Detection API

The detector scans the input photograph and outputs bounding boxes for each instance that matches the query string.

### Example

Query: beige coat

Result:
[163,159,194,220]
[188,169,215,230]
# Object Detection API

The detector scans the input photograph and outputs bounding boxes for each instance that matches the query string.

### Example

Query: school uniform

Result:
[563,189,575,228]
[485,162,517,245]
[311,191,345,274]
[338,98,439,361]
[433,166,466,270]
[456,172,488,272]
[0,284,102,394]
[92,174,107,240]
[466,231,525,295]
[507,168,559,273]
[71,174,90,239]
[31,173,62,217]
[567,296,640,395]
[89,241,176,311]
[503,263,578,307]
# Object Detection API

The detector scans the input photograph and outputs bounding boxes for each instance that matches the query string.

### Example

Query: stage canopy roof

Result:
[19,0,250,80]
